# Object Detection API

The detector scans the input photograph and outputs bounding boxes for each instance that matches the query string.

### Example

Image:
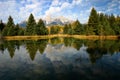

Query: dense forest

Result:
[0,7,120,36]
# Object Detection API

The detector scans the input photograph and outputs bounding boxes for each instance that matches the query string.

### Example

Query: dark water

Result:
[0,38,120,80]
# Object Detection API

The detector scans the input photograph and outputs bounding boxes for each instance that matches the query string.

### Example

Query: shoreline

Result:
[1,34,120,40]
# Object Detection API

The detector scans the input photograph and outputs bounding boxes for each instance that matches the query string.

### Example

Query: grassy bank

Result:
[1,34,120,40]
[71,35,119,40]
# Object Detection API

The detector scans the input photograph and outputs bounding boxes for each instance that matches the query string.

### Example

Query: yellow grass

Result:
[1,34,120,40]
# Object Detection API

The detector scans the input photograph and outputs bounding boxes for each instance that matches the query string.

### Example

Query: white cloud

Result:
[44,0,83,23]
[25,4,37,9]
[105,0,120,14]
[0,0,44,23]
[51,0,61,6]
[0,1,18,22]
[0,0,92,24]
[61,2,70,9]
[72,0,82,5]
[0,0,119,24]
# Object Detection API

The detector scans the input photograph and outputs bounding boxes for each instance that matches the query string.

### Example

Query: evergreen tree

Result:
[88,7,99,34]
[7,16,15,36]
[63,24,69,34]
[86,26,95,35]
[0,20,5,32]
[98,13,115,35]
[35,19,48,35]
[7,16,14,27]
[73,20,83,34]
[96,13,104,35]
[2,26,8,36]
[2,16,15,36]
[97,23,104,35]
[14,24,20,35]
[113,15,120,35]
[25,13,36,35]
[50,25,60,34]
[64,24,73,35]
[66,23,74,35]
[68,24,73,35]
[108,14,116,28]
[18,28,25,35]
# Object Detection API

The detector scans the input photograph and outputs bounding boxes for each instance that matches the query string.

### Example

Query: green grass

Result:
[1,34,120,40]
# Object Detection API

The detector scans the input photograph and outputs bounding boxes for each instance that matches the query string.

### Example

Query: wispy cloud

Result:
[0,0,119,24]
[44,0,83,22]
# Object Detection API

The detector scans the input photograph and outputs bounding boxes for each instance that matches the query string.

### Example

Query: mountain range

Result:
[19,21,26,27]
[19,17,73,27]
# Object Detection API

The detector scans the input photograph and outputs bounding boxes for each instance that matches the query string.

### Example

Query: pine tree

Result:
[98,13,115,35]
[86,26,95,35]
[0,20,5,32]
[18,28,25,35]
[14,24,20,35]
[35,19,48,35]
[73,20,83,34]
[96,13,104,35]
[25,13,36,35]
[63,24,69,34]
[50,26,60,34]
[109,14,116,28]
[68,24,73,35]
[111,15,120,35]
[108,14,120,35]
[2,16,15,36]
[88,7,99,35]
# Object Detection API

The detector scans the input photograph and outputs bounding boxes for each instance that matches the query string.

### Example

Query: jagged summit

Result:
[44,16,73,26]
[19,16,73,27]
[19,21,26,27]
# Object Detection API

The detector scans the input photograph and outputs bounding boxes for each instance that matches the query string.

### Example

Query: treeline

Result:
[0,7,120,36]
[0,14,48,36]
[64,8,120,35]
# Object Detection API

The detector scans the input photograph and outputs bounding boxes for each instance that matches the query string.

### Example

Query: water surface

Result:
[0,38,120,80]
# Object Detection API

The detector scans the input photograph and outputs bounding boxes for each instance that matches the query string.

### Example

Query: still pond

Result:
[0,38,120,80]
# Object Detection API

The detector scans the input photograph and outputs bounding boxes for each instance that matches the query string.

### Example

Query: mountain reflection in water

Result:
[0,38,120,80]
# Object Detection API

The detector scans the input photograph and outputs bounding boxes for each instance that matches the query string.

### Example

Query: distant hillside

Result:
[47,19,64,26]
[19,18,73,27]
[46,18,73,26]
[44,16,73,26]
[19,21,26,27]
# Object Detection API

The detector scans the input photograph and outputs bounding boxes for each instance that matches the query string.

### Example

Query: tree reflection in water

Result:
[0,38,120,62]
[0,38,120,80]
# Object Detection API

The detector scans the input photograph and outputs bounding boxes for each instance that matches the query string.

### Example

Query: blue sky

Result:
[0,0,120,24]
